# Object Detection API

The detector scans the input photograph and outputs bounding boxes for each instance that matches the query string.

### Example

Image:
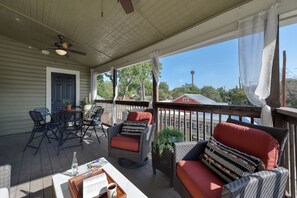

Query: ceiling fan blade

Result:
[67,49,87,56]
[119,0,134,14]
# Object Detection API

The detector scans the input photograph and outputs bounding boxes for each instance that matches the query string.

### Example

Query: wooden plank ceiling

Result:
[0,0,250,67]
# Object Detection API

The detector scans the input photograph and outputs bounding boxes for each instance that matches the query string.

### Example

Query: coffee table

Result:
[52,157,147,198]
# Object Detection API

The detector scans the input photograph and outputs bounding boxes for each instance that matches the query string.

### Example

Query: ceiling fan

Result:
[119,0,134,14]
[51,35,87,56]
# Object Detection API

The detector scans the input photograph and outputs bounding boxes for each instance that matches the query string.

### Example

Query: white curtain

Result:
[150,51,160,85]
[238,4,278,127]
[111,67,118,125]
[149,51,161,108]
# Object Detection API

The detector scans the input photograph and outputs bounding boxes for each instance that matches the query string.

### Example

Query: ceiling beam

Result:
[93,0,297,73]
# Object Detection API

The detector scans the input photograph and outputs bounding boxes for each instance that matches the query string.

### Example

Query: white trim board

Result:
[46,67,80,113]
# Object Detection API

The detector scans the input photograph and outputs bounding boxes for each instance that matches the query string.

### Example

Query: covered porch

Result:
[1,0,297,197]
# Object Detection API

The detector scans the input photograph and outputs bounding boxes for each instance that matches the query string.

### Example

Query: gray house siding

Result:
[0,35,90,136]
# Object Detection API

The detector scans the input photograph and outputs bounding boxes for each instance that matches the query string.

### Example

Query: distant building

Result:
[173,94,227,105]
[182,83,193,88]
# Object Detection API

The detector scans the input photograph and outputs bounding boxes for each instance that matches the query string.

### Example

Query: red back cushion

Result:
[127,112,152,124]
[213,122,279,169]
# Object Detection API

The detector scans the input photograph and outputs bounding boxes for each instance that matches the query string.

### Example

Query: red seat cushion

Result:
[177,160,225,198]
[127,112,152,124]
[213,122,279,169]
[111,135,140,152]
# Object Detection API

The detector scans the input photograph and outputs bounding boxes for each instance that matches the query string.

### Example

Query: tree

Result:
[171,86,200,100]
[97,74,113,99]
[118,62,152,100]
[200,86,222,101]
[229,88,249,105]
[159,82,171,101]
[217,87,230,103]
[285,78,297,108]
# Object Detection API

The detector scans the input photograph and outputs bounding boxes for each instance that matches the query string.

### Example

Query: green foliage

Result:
[229,88,249,105]
[62,99,72,105]
[285,78,297,108]
[171,86,200,99]
[118,62,152,100]
[97,73,113,99]
[153,128,183,155]
[159,81,171,101]
[200,86,222,101]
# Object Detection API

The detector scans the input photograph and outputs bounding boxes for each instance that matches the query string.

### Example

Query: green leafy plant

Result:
[62,99,72,105]
[153,127,183,155]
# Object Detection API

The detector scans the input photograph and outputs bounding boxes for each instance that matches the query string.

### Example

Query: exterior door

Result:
[51,73,76,115]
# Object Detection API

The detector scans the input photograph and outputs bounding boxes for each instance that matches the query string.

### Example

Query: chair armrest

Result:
[0,165,11,189]
[222,167,288,198]
[107,123,122,141]
[141,124,155,140]
[173,140,208,163]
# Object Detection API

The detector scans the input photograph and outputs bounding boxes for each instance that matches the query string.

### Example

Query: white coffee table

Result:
[52,158,147,198]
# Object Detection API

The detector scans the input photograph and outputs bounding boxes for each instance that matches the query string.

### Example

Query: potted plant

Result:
[63,99,72,111]
[153,127,183,155]
[152,127,183,186]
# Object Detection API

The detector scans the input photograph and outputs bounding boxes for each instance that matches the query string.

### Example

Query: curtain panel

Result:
[238,4,278,126]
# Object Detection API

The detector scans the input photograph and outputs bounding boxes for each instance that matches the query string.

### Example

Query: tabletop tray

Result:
[68,168,127,198]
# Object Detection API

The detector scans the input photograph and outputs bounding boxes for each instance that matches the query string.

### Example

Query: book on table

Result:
[86,158,109,169]
[83,172,108,198]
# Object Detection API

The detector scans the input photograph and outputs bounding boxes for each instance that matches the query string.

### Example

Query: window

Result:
[183,97,189,102]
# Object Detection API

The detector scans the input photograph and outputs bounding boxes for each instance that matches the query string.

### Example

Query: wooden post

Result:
[112,69,117,99]
[266,17,280,108]
[152,72,159,132]
[282,50,287,107]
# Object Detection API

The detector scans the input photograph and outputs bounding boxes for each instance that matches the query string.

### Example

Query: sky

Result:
[160,23,297,90]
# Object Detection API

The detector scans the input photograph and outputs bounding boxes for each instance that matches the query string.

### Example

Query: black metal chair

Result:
[58,110,83,155]
[82,106,105,143]
[34,107,59,138]
[24,111,58,154]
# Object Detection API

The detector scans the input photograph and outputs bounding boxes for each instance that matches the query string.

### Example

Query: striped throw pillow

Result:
[201,136,265,183]
[121,121,148,136]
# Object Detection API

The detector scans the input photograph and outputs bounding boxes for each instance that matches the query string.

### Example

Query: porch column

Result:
[153,73,159,125]
[111,68,118,125]
[91,69,98,101]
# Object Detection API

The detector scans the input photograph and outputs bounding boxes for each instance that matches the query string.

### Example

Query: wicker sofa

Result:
[173,120,289,198]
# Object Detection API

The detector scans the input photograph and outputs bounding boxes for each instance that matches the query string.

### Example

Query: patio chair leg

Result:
[34,133,45,155]
[23,130,35,151]
[101,124,107,137]
[95,131,101,143]
[45,132,51,144]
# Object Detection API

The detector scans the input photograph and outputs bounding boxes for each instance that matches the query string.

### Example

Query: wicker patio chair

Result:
[173,121,289,198]
[108,111,155,168]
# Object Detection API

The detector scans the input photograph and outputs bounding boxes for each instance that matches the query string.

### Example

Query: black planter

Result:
[152,141,174,186]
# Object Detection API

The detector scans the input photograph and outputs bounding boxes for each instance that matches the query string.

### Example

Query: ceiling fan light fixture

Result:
[55,49,67,56]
